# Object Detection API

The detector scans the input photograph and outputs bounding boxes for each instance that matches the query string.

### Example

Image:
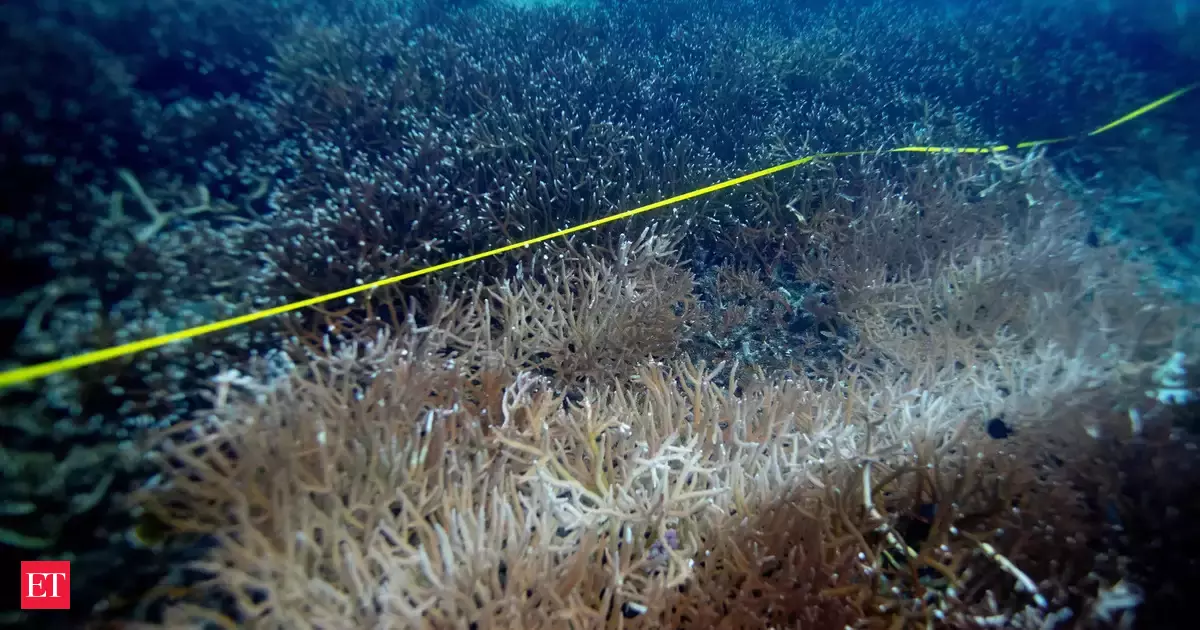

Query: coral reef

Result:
[120,155,1200,628]
[1,0,1197,627]
[137,157,1200,626]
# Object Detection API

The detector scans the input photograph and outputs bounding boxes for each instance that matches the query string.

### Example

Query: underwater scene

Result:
[1,0,1199,627]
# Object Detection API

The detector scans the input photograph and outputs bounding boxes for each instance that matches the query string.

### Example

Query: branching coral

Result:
[137,317,1198,629]
[105,169,254,244]
[473,228,696,385]
[6,1,1200,627]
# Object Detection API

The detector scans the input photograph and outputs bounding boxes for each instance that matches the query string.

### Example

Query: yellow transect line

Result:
[0,82,1195,387]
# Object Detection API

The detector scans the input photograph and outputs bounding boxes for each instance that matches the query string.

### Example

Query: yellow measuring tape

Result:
[1,83,1195,388]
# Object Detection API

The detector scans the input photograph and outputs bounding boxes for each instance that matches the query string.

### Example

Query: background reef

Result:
[1,0,1198,628]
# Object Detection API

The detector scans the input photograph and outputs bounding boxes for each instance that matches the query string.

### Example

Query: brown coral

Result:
[133,155,1200,629]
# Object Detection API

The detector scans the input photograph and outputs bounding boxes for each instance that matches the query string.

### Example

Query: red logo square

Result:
[20,561,71,610]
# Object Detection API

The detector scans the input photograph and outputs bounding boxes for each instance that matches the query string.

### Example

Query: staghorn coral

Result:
[3,0,1199,627]
[130,181,1200,627]
[477,228,696,385]
[135,331,1199,628]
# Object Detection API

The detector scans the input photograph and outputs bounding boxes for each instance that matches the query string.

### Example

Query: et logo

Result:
[20,561,71,610]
